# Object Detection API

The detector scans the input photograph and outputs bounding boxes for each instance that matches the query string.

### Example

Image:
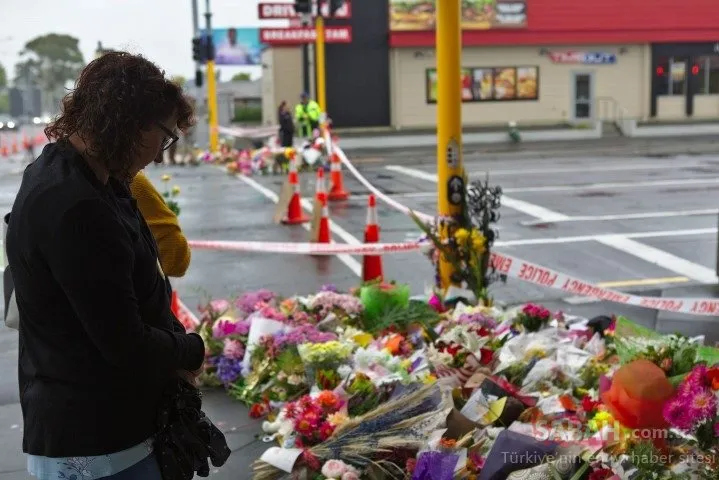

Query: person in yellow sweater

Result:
[130,170,191,277]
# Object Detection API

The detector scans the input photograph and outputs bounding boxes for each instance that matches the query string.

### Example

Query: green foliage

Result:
[232,72,252,81]
[359,301,440,340]
[0,63,6,89]
[170,75,187,87]
[0,92,8,114]
[234,106,262,124]
[16,33,84,94]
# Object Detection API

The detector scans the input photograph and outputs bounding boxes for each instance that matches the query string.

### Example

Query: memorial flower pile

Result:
[187,284,719,479]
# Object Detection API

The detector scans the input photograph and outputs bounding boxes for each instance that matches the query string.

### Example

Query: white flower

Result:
[287,374,303,386]
[321,459,350,479]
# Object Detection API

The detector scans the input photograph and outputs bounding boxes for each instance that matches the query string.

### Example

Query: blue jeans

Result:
[101,454,162,479]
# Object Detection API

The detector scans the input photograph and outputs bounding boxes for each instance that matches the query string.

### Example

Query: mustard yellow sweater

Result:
[130,171,191,277]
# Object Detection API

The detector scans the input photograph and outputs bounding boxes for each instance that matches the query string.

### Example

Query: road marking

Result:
[466,162,703,177]
[495,228,716,247]
[521,208,719,225]
[596,276,690,288]
[230,171,363,277]
[389,165,718,284]
[563,276,691,305]
[386,165,719,194]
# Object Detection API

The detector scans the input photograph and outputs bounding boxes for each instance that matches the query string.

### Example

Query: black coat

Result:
[6,141,205,457]
[278,109,295,147]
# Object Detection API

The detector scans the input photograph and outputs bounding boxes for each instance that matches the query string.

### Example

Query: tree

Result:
[232,72,251,81]
[0,63,7,89]
[0,92,8,113]
[15,34,84,95]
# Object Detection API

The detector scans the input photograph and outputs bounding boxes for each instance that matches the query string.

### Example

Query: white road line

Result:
[386,165,719,194]
[467,162,703,177]
[495,228,716,247]
[521,209,719,226]
[232,172,363,277]
[389,165,718,284]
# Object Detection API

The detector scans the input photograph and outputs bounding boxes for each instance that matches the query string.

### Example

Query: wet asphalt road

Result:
[1,134,719,477]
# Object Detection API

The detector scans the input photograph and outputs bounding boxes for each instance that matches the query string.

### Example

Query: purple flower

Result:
[321,284,338,292]
[209,299,231,314]
[211,356,243,385]
[236,290,276,314]
[457,312,497,329]
[273,325,337,348]
[688,390,717,424]
[223,339,246,360]
[663,397,693,431]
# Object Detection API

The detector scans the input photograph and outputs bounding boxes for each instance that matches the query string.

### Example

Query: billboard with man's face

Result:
[211,28,265,66]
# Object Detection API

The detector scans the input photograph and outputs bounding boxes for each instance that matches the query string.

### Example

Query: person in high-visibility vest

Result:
[294,92,321,139]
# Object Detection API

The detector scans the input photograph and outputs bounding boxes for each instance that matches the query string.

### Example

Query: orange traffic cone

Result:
[362,194,383,282]
[328,152,349,201]
[315,168,327,204]
[35,133,45,146]
[317,198,331,243]
[0,144,7,158]
[283,157,310,225]
[11,137,18,155]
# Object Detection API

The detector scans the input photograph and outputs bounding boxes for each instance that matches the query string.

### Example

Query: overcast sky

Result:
[0,0,289,83]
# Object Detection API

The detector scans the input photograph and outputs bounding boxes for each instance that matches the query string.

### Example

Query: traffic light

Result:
[192,37,203,62]
[295,0,312,13]
[195,70,203,88]
[329,0,345,15]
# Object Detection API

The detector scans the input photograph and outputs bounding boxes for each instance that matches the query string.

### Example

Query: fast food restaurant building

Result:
[262,0,719,129]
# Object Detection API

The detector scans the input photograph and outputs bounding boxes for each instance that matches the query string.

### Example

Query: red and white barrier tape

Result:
[188,239,423,255]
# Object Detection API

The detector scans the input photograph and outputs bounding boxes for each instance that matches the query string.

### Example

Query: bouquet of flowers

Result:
[284,390,346,447]
[298,340,354,390]
[513,303,551,333]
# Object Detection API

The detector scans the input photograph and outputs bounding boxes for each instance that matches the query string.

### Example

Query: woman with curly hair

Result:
[5,52,207,479]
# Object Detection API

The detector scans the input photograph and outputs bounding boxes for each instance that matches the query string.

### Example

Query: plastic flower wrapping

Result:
[188,284,719,480]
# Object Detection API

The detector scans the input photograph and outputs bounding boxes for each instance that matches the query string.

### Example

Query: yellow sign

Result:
[390,0,528,31]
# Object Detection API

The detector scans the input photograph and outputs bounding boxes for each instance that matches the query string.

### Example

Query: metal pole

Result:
[301,16,311,94]
[190,0,202,147]
[436,0,463,291]
[205,0,219,152]
[314,15,326,112]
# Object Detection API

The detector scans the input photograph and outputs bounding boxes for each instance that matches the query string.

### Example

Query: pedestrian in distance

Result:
[276,100,295,174]
[5,51,228,480]
[295,91,321,139]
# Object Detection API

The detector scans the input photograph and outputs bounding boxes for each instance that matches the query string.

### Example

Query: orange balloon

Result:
[601,359,674,429]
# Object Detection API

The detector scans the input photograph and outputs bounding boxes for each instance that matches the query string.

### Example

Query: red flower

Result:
[249,402,269,418]
[479,348,494,365]
[444,344,463,356]
[581,396,600,413]
[707,367,719,390]
[318,421,336,441]
[588,468,613,480]
[406,458,417,474]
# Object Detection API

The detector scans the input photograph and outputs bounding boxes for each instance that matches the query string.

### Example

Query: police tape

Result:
[188,240,424,255]
[187,239,719,316]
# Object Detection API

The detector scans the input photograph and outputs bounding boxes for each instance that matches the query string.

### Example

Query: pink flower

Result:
[341,472,360,480]
[209,299,230,314]
[688,389,717,423]
[223,339,245,360]
[321,459,349,479]
[234,320,251,336]
[714,423,719,437]
[663,397,692,431]
[212,319,236,338]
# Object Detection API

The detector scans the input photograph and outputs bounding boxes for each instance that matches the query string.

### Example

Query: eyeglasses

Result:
[156,122,179,151]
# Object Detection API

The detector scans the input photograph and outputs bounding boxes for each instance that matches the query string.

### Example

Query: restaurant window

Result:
[695,55,719,94]
[668,57,687,95]
[426,66,539,103]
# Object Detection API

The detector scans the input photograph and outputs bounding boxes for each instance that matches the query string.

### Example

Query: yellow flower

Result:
[454,228,470,243]
[400,359,412,370]
[171,185,181,195]
[422,374,437,385]
[352,332,373,348]
[470,231,486,253]
[161,174,171,182]
[327,411,349,427]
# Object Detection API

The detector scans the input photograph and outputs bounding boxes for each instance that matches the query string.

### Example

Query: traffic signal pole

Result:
[204,0,219,153]
[314,14,327,112]
[436,0,463,291]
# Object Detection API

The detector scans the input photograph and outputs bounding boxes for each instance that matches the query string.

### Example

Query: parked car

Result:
[0,115,18,131]
[32,114,52,125]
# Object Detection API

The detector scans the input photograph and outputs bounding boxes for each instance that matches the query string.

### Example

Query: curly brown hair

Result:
[45,51,195,180]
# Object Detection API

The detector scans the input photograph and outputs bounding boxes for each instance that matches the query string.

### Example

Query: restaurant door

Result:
[571,72,594,121]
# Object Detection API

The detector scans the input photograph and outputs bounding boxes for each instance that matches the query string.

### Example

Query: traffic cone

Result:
[11,137,18,155]
[35,133,44,146]
[317,197,331,244]
[315,168,327,204]
[282,157,310,225]
[0,143,7,158]
[362,194,383,282]
[328,152,349,201]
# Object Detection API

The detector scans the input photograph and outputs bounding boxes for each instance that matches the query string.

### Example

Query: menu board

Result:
[390,0,527,31]
[426,66,539,103]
